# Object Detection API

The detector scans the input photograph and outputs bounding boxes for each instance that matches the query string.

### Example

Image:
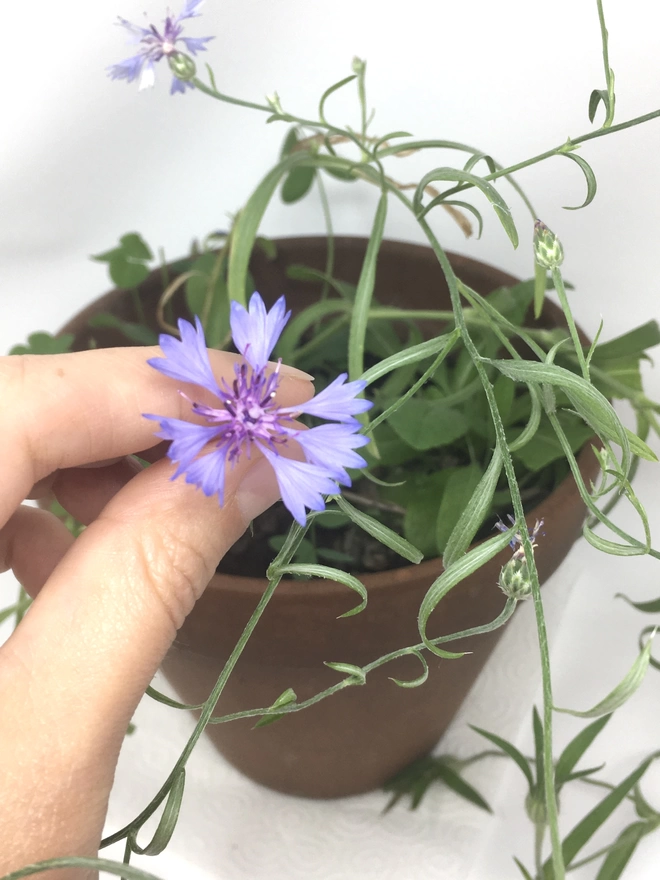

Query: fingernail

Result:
[235,457,281,524]
[272,362,315,381]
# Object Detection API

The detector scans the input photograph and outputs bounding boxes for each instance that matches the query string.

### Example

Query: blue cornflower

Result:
[494,514,544,559]
[145,293,372,525]
[108,0,213,94]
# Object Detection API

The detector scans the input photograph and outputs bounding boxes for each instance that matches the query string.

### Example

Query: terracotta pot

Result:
[62,237,600,799]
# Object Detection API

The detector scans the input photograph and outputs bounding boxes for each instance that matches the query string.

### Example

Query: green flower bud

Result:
[498,555,533,600]
[266,92,284,114]
[525,789,548,825]
[169,53,197,82]
[352,56,366,75]
[533,220,564,270]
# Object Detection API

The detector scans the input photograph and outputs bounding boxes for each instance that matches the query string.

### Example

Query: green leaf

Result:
[534,261,547,319]
[532,707,545,798]
[592,320,660,360]
[511,412,593,472]
[442,449,503,568]
[555,715,612,788]
[490,358,631,472]
[387,398,468,451]
[281,165,316,203]
[324,661,366,684]
[418,530,514,657]
[561,152,598,210]
[128,768,185,856]
[361,334,457,386]
[117,232,153,262]
[513,857,535,880]
[0,858,168,880]
[595,821,650,880]
[254,687,298,728]
[625,426,658,462]
[318,73,357,124]
[335,495,423,564]
[544,755,658,877]
[435,465,483,555]
[276,564,367,618]
[107,257,151,289]
[616,593,660,614]
[433,763,492,813]
[414,167,519,248]
[268,535,317,566]
[348,191,388,382]
[227,151,313,307]
[555,633,655,718]
[389,650,429,688]
[589,88,610,123]
[470,725,534,789]
[403,472,450,558]
[10,332,74,355]
[87,314,158,345]
[280,126,300,157]
[185,252,230,349]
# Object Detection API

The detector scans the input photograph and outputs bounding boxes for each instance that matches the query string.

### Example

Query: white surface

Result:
[2,0,660,877]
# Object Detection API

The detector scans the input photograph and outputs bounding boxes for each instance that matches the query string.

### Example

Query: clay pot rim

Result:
[63,235,596,601]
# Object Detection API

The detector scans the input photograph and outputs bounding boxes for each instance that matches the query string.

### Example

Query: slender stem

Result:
[316,173,335,302]
[407,206,564,878]
[596,0,615,128]
[551,268,589,381]
[534,822,545,875]
[101,569,287,847]
[206,599,518,726]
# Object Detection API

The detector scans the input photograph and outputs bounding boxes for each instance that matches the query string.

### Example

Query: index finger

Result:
[0,347,313,527]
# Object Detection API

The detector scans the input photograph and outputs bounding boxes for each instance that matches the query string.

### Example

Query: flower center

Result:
[192,363,293,464]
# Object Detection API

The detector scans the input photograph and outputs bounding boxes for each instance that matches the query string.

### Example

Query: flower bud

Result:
[168,52,196,82]
[533,220,564,270]
[266,92,284,114]
[525,790,548,825]
[352,56,366,75]
[498,555,533,600]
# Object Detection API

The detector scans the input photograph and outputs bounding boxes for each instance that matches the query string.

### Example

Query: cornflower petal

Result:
[143,414,221,475]
[108,54,145,83]
[291,424,370,485]
[230,293,291,371]
[178,0,205,20]
[182,447,228,504]
[180,35,214,54]
[139,61,157,91]
[147,317,223,397]
[117,17,151,40]
[260,447,339,526]
[171,76,193,94]
[285,373,372,423]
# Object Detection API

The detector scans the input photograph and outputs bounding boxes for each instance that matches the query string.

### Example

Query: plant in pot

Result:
[4,1,660,877]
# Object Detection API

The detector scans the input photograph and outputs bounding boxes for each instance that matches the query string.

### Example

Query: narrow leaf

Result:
[324,661,366,684]
[336,495,423,564]
[281,165,316,203]
[561,152,598,210]
[470,725,534,789]
[595,821,650,880]
[88,314,158,345]
[418,531,513,658]
[555,715,612,788]
[555,634,654,718]
[129,769,185,856]
[616,593,660,614]
[442,448,503,568]
[277,563,367,617]
[389,650,429,688]
[434,763,492,813]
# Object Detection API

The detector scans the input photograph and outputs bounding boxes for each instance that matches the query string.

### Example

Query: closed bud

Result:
[498,555,533,600]
[352,56,366,75]
[266,92,284,114]
[534,220,564,270]
[168,52,196,82]
[525,789,548,825]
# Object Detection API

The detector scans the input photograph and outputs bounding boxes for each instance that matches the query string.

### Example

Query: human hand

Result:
[0,346,312,878]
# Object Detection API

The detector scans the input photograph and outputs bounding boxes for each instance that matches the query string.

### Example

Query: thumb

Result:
[0,452,279,870]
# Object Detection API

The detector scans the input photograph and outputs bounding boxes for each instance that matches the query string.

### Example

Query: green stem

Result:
[551,268,589,381]
[534,822,545,876]
[596,0,615,128]
[206,598,517,726]
[101,553,298,847]
[409,208,564,878]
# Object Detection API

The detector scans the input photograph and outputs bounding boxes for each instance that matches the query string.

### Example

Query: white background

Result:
[2,0,660,877]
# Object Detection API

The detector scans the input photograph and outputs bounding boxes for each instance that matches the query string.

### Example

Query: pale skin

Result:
[0,346,314,879]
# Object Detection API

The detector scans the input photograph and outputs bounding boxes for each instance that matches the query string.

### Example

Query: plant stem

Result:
[551,268,589,381]
[596,0,615,128]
